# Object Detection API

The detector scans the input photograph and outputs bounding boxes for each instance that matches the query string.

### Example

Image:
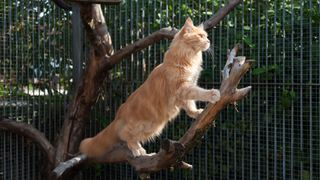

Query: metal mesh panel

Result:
[0,0,72,179]
[1,0,319,179]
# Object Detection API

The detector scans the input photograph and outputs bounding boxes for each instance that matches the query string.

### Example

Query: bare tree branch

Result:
[233,86,252,101]
[52,154,88,178]
[52,44,253,178]
[80,4,114,57]
[0,118,55,165]
[203,0,242,30]
[104,27,178,69]
[51,0,72,10]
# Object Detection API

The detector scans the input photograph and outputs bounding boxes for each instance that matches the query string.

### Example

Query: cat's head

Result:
[174,17,210,52]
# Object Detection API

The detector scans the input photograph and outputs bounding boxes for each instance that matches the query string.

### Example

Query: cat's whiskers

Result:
[204,45,215,61]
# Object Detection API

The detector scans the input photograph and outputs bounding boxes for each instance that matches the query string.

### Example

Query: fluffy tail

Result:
[79,123,118,161]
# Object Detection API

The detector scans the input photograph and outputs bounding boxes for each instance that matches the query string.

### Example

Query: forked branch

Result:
[52,44,253,178]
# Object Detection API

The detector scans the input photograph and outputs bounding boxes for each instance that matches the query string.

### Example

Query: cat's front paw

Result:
[196,108,204,116]
[187,108,204,119]
[208,89,220,104]
[131,147,147,158]
[194,108,204,118]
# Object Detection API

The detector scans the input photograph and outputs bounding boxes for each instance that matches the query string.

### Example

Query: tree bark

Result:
[51,0,72,10]
[54,3,114,165]
[0,118,55,164]
[0,118,56,175]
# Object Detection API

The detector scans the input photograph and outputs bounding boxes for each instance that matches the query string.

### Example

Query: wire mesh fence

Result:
[1,0,319,179]
[0,0,72,179]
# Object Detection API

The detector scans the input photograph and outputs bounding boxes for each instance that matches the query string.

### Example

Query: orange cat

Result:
[79,18,220,160]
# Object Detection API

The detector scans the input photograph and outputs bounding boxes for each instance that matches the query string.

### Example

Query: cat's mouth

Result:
[202,43,210,51]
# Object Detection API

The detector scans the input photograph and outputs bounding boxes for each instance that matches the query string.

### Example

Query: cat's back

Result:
[131,63,175,102]
[116,63,179,121]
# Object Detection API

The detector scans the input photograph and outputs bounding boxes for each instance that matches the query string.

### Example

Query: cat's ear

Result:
[198,23,204,29]
[181,17,193,34]
[185,17,194,26]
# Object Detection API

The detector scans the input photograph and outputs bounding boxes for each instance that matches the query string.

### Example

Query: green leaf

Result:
[289,91,296,98]
[267,9,275,14]
[280,89,296,109]
[242,35,256,48]
[303,170,310,180]
[203,11,213,16]
[0,84,9,96]
[252,64,279,76]
[243,25,251,31]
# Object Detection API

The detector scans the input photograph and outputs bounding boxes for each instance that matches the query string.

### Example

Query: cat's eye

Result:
[198,34,205,38]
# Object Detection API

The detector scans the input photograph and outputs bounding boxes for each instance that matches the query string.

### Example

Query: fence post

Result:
[71,3,82,88]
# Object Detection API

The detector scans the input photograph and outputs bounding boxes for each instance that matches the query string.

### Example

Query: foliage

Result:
[279,89,296,109]
[0,0,72,99]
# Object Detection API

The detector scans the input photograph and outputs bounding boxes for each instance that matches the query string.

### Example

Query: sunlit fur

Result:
[79,18,220,159]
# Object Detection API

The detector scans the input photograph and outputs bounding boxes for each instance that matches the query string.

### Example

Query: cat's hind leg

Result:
[126,141,146,157]
[127,140,157,157]
[119,121,155,157]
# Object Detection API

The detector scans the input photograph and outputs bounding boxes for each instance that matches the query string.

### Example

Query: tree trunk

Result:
[54,4,114,165]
